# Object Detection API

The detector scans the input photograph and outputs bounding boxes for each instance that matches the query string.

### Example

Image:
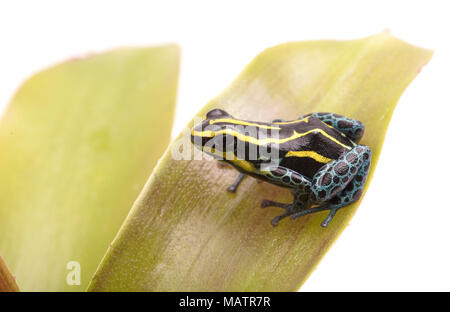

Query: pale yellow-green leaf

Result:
[0,45,180,291]
[89,33,432,291]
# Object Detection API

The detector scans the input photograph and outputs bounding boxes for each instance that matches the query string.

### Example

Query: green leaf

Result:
[89,33,432,291]
[0,45,180,291]
[0,256,19,292]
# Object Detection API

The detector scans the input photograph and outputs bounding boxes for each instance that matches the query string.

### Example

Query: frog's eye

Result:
[206,108,231,119]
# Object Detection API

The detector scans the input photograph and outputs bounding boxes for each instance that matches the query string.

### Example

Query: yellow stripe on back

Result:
[272,117,309,125]
[285,150,333,163]
[209,118,281,130]
[191,128,352,149]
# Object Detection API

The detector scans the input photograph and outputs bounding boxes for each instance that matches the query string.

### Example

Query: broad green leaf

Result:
[0,45,180,291]
[0,256,19,292]
[89,33,432,291]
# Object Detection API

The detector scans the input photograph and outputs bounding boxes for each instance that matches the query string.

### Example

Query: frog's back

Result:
[276,116,354,179]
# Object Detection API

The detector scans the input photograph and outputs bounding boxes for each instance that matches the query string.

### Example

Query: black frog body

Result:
[191,109,371,227]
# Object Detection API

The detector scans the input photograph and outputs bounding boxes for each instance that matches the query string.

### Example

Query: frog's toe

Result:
[271,216,281,226]
[320,208,338,228]
[290,205,331,220]
[261,199,276,208]
[226,185,238,193]
[261,199,290,209]
[271,211,293,226]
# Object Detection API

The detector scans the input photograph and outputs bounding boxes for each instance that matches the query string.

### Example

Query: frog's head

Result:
[191,108,281,173]
[190,109,239,158]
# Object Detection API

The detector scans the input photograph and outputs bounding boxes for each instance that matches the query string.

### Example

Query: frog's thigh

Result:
[320,152,371,227]
[264,166,312,189]
[310,145,371,203]
[291,147,371,227]
[329,153,371,209]
[306,112,365,143]
[269,187,311,226]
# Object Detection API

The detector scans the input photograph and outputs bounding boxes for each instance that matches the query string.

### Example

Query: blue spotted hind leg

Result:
[291,145,371,227]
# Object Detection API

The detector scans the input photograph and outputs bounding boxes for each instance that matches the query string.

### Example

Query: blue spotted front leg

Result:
[290,145,371,227]
[260,166,312,226]
[300,112,365,143]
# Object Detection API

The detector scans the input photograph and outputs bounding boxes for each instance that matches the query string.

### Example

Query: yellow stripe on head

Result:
[200,145,255,172]
[209,118,281,130]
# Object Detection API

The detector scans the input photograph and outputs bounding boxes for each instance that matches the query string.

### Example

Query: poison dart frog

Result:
[191,109,371,228]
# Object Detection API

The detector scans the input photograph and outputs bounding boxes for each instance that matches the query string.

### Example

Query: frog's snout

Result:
[190,119,210,147]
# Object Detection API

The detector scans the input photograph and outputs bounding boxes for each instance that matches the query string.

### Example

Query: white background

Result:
[1,0,449,291]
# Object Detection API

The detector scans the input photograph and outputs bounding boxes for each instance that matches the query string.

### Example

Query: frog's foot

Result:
[261,199,290,209]
[227,173,245,193]
[261,197,309,226]
[290,205,337,228]
[261,183,311,226]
